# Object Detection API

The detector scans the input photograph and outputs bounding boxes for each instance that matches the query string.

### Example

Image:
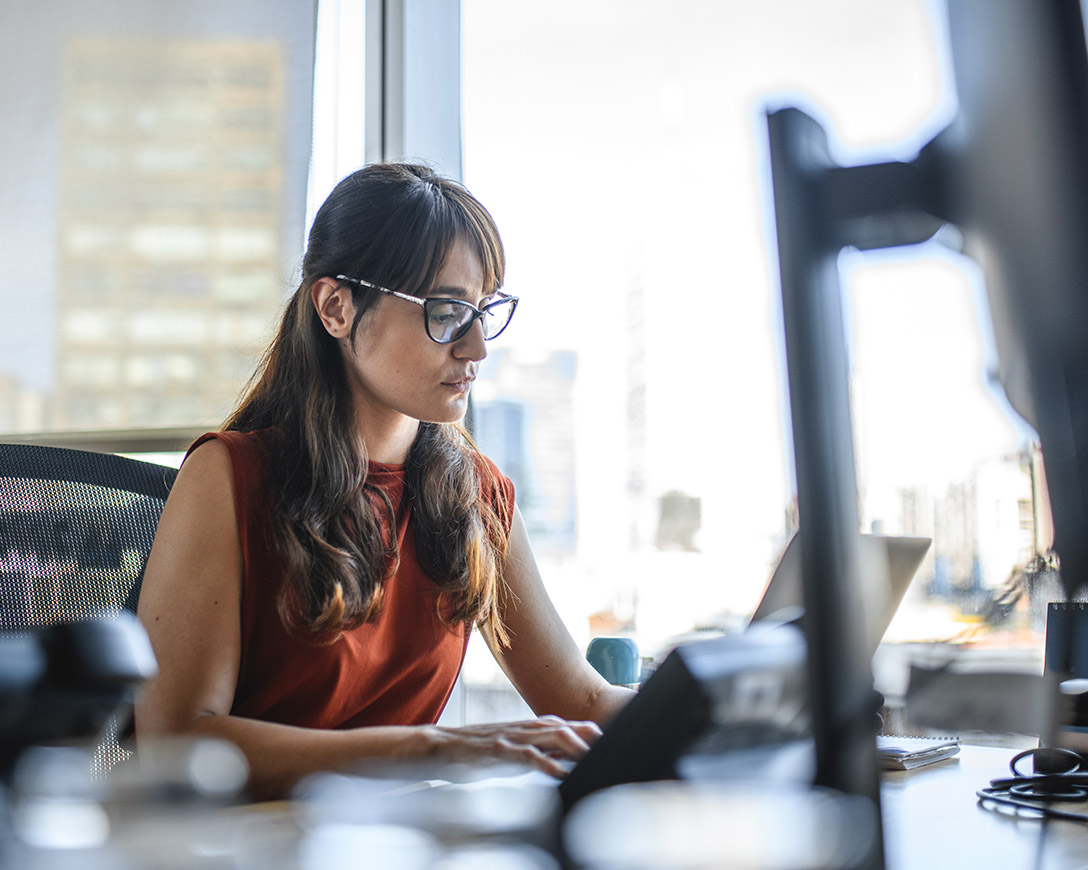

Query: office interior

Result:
[3,1,1088,868]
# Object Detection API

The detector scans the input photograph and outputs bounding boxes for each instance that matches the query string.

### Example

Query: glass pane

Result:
[0,3,316,437]
[462,0,1043,738]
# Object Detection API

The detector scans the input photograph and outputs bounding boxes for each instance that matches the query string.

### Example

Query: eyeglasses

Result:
[335,275,519,344]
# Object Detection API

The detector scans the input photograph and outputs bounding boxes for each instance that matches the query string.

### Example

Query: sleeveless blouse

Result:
[189,428,514,730]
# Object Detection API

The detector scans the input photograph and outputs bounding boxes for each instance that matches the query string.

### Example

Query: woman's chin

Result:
[422,401,470,426]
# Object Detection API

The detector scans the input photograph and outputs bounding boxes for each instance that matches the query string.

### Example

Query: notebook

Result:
[750,533,932,658]
[876,735,960,770]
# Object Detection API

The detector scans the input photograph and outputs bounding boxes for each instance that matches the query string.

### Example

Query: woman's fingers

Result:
[536,715,602,748]
[435,716,604,776]
[501,716,596,758]
[497,740,574,779]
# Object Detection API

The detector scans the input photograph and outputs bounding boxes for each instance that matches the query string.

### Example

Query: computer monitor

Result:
[930,0,1088,600]
[764,1,1088,863]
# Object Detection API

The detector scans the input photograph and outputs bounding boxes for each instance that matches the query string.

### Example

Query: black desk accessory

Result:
[0,612,156,773]
[1045,602,1088,753]
[558,624,810,812]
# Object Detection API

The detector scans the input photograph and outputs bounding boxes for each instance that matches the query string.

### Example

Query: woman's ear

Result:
[311,277,355,339]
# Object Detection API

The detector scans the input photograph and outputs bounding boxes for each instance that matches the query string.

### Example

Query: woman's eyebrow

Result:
[426,285,473,299]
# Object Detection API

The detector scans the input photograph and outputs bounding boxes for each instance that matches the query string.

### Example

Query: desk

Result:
[10,745,1088,868]
[881,745,1088,870]
[139,747,1088,869]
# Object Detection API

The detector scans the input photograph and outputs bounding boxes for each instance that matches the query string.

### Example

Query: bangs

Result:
[362,175,505,297]
[450,189,505,294]
[399,187,505,298]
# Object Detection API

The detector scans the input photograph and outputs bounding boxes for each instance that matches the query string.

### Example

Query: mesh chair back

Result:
[0,444,178,776]
[0,444,177,628]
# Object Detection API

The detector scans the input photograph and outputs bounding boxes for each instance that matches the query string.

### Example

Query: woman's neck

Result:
[354,408,420,465]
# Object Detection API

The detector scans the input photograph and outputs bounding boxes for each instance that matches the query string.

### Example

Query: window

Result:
[0,4,313,440]
[460,0,1047,731]
[0,0,1060,743]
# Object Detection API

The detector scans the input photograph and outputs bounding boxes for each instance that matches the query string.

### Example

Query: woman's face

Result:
[341,237,490,437]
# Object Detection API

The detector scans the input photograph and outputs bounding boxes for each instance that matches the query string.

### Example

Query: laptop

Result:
[749,532,932,656]
[557,533,931,811]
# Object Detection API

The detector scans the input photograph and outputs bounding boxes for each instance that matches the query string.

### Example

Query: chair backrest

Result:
[0,444,178,777]
[0,444,177,628]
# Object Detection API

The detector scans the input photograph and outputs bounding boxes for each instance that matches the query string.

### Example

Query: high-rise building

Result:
[473,349,578,558]
[56,38,288,429]
[1,2,314,435]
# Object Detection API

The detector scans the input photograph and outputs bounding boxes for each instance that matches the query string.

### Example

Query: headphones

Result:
[977,747,1088,822]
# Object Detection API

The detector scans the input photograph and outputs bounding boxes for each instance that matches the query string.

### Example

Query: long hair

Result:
[224,164,511,644]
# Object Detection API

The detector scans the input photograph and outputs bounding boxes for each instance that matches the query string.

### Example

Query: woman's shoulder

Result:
[186,428,285,494]
[190,428,283,465]
[164,437,237,527]
[177,431,230,476]
[192,427,283,452]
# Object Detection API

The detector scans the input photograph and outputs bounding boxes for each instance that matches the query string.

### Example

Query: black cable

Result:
[977,788,1088,823]
[976,747,1088,824]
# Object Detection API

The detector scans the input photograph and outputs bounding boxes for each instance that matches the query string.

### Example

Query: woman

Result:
[135,163,633,799]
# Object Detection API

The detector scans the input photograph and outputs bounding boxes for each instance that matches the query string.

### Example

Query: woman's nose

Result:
[452,318,487,362]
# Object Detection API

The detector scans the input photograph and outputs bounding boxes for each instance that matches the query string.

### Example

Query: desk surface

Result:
[881,745,1088,870]
[233,746,1088,870]
[74,745,1088,869]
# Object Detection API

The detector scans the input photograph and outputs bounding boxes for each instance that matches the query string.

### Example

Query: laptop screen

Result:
[750,533,931,658]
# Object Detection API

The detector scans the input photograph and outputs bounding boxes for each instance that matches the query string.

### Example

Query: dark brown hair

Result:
[224,164,511,643]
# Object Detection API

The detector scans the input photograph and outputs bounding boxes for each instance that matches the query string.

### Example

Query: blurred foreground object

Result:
[561,625,812,813]
[1045,603,1088,752]
[294,764,561,870]
[5,737,252,869]
[0,613,156,773]
[563,781,877,870]
[764,3,1088,866]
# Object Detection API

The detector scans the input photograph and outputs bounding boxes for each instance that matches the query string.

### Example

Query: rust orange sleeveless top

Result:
[190,429,514,730]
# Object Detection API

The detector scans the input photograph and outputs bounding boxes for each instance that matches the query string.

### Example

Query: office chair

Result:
[0,443,177,776]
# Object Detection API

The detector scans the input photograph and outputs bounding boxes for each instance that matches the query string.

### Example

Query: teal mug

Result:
[586,636,640,688]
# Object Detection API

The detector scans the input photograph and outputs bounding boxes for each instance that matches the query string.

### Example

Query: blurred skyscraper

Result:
[473,349,578,558]
[0,1,315,435]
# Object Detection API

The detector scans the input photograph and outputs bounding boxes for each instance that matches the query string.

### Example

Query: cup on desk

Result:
[586,637,640,689]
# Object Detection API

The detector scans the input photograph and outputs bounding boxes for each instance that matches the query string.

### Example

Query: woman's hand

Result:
[430,715,602,778]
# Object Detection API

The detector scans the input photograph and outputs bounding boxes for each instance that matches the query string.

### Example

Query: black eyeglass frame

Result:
[335,274,519,344]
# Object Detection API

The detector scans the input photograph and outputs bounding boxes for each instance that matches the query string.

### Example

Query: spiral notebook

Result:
[877,735,960,770]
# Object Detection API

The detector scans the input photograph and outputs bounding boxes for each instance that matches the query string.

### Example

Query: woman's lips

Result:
[442,377,475,390]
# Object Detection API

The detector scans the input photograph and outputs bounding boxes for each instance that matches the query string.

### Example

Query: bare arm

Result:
[481,507,636,728]
[135,442,598,799]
